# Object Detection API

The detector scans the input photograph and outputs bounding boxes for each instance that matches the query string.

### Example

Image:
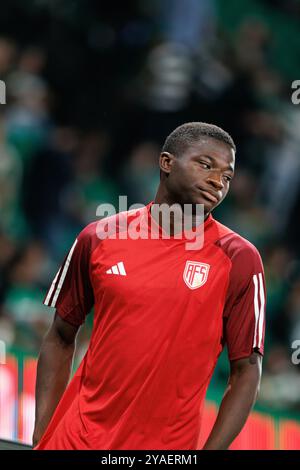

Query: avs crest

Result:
[183,261,210,290]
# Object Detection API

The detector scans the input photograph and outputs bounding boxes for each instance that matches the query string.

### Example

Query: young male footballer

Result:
[33,122,266,450]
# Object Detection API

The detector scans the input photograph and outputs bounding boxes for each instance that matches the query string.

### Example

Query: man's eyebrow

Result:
[196,154,235,172]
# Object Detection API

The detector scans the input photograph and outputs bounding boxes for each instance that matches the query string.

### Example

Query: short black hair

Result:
[162,122,236,156]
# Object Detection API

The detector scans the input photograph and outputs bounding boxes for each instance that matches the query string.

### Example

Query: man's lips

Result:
[197,188,220,204]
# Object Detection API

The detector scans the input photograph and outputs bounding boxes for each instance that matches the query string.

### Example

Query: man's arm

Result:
[32,313,80,447]
[202,352,262,450]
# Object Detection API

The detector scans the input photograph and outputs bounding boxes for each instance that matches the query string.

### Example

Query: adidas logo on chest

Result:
[106,261,127,276]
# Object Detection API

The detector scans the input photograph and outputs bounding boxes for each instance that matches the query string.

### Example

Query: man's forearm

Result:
[33,331,75,446]
[202,367,260,450]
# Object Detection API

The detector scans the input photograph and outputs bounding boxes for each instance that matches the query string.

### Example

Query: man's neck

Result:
[152,187,210,236]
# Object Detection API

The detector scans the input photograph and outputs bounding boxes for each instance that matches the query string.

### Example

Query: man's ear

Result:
[159,152,175,176]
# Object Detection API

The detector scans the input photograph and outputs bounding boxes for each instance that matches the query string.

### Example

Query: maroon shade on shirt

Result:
[35,202,266,450]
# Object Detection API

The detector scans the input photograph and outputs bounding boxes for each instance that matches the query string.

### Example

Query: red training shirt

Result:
[35,201,266,450]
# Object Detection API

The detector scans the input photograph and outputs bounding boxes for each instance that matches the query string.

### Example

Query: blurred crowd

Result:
[0,0,300,412]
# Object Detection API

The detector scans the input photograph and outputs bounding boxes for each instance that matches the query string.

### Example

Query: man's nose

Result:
[206,172,224,190]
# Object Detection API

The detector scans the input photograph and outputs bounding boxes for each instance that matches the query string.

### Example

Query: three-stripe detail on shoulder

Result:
[252,273,265,349]
[44,238,78,308]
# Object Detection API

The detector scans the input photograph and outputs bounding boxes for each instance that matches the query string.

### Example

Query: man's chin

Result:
[184,201,210,217]
[191,198,216,213]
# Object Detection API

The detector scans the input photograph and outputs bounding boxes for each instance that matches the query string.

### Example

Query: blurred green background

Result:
[0,0,300,447]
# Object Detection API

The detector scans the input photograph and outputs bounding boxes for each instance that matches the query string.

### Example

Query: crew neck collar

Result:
[145,200,214,240]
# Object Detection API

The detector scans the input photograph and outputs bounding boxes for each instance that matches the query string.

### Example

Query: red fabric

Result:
[43,225,94,325]
[36,202,266,450]
[218,232,266,360]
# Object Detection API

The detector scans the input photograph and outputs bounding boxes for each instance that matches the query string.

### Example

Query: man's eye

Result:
[199,161,210,169]
[223,175,232,182]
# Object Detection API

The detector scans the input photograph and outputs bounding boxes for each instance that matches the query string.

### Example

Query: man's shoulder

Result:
[212,218,262,265]
[78,205,147,244]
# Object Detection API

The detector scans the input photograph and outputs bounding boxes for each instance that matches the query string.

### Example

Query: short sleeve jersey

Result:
[36,202,266,450]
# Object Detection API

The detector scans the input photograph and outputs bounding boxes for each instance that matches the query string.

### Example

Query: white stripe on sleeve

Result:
[253,274,259,348]
[44,265,62,306]
[50,238,78,308]
[258,272,265,348]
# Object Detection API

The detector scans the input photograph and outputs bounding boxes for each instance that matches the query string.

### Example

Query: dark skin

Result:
[202,352,262,450]
[33,136,262,449]
[154,136,262,449]
[154,137,235,226]
[33,314,80,447]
